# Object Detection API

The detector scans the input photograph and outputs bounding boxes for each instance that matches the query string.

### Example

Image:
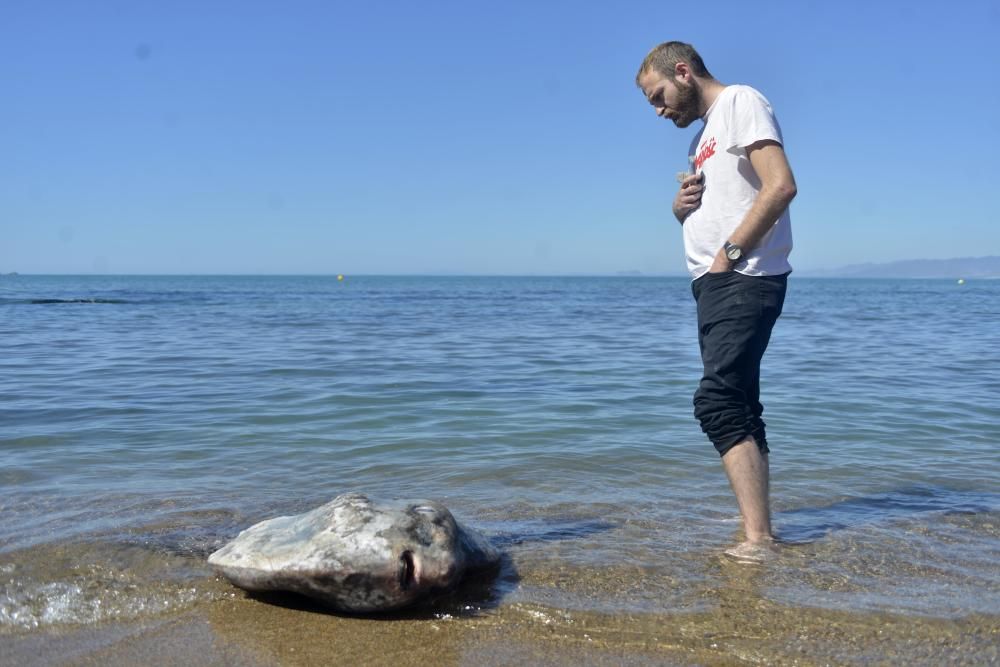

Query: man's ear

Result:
[674,61,691,83]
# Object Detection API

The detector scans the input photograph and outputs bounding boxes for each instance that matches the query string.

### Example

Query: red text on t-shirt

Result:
[694,137,717,171]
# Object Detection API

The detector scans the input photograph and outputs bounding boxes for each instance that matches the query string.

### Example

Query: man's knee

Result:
[694,386,769,457]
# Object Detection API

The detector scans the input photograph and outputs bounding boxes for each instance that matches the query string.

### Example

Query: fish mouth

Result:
[399,550,417,591]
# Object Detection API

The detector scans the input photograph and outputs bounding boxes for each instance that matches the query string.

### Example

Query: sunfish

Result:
[207,493,499,612]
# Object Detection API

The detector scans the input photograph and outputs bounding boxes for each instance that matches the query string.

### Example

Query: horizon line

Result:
[0,272,988,280]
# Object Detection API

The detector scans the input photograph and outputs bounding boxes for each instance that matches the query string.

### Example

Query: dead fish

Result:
[207,493,499,613]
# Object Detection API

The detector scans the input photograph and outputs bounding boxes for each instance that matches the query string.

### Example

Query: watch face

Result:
[726,246,742,261]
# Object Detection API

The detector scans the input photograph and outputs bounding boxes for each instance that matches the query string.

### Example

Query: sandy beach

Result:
[6,562,997,667]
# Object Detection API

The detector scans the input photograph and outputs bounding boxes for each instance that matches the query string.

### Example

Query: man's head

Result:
[636,41,713,128]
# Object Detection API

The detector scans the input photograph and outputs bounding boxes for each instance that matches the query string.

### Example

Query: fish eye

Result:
[399,550,415,591]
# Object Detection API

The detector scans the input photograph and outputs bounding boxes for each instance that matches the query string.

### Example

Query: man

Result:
[636,42,797,562]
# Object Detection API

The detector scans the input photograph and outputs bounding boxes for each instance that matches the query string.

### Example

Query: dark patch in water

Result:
[113,512,248,560]
[28,298,129,304]
[480,518,617,548]
[776,485,1000,543]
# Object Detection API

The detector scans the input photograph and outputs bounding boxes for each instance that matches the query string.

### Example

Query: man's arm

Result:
[708,140,797,272]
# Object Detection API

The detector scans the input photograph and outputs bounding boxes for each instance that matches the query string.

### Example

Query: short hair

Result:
[635,41,712,85]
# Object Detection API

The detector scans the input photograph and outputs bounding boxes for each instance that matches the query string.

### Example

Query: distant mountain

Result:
[806,256,1000,279]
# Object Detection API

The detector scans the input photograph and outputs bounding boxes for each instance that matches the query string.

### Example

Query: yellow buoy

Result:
[337,275,344,281]
[957,278,965,285]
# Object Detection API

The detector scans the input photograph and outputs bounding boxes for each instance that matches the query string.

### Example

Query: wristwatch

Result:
[724,241,744,263]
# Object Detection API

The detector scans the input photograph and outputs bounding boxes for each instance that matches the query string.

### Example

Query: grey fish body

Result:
[208,493,499,612]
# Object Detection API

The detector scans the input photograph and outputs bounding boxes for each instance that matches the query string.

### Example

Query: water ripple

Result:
[1,275,998,626]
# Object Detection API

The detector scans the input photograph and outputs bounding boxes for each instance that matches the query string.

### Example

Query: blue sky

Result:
[3,0,999,275]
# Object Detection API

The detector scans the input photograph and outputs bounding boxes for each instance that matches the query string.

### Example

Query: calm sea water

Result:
[1,274,998,630]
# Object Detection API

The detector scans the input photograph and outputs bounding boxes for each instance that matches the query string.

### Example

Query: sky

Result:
[2,0,999,275]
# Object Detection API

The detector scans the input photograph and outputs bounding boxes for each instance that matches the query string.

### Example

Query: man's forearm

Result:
[726,183,796,253]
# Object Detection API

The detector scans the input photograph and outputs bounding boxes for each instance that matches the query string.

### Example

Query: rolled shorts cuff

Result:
[712,427,769,458]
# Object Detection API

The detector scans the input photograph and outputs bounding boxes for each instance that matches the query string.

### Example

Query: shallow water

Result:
[1,275,998,646]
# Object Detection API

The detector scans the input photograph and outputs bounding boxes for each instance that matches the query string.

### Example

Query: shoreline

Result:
[5,583,997,666]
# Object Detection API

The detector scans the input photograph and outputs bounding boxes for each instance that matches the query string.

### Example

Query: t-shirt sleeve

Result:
[723,87,783,153]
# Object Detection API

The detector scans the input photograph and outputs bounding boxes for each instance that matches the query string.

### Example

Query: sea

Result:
[1,275,998,656]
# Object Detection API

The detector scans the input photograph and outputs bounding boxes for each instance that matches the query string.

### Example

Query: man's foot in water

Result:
[723,538,780,564]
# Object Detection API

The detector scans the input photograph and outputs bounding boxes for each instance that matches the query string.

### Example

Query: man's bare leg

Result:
[721,436,774,559]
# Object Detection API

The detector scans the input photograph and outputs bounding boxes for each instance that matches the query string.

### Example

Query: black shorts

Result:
[691,270,788,457]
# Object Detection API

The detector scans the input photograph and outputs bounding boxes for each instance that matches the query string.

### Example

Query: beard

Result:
[669,79,702,128]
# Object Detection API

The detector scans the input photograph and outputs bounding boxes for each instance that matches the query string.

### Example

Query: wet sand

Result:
[6,569,997,666]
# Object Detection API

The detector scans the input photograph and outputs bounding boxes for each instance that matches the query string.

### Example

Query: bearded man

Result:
[636,42,797,562]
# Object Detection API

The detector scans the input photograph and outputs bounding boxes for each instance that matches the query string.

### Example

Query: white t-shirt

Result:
[682,85,793,279]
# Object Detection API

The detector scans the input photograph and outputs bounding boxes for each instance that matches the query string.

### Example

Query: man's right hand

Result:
[673,173,704,224]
